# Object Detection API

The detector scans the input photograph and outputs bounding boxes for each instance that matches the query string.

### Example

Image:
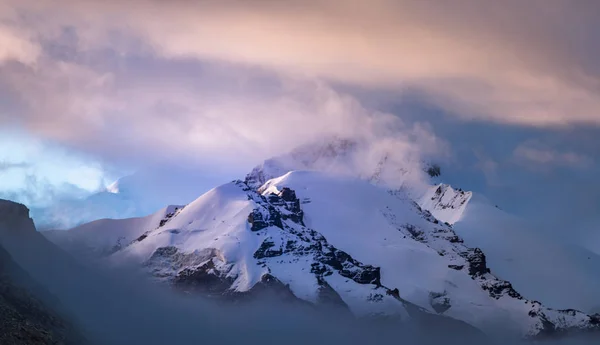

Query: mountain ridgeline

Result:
[36,138,600,343]
[3,138,600,344]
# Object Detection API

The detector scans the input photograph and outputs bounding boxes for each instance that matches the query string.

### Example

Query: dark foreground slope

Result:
[0,201,88,345]
[0,246,88,345]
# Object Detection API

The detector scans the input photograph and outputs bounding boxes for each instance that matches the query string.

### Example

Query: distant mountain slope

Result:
[43,205,184,261]
[452,195,600,313]
[32,168,227,230]
[416,182,600,313]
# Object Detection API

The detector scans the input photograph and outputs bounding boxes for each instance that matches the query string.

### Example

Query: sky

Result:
[0,0,599,242]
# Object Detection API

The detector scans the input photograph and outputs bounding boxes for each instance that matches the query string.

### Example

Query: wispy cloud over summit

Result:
[514,141,592,169]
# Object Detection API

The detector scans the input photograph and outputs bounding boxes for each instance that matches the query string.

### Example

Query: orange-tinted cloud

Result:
[0,0,599,167]
[5,0,592,126]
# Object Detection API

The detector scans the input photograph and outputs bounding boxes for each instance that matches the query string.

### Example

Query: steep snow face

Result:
[418,184,472,225]
[63,171,600,338]
[452,195,600,313]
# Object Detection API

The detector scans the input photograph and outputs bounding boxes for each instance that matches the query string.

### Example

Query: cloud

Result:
[0,52,445,171]
[0,0,598,181]
[0,24,40,65]
[2,0,599,127]
[472,149,503,186]
[513,141,592,169]
[0,161,30,171]
[0,173,92,207]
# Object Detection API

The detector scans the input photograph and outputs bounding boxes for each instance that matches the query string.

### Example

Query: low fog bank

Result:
[0,210,597,345]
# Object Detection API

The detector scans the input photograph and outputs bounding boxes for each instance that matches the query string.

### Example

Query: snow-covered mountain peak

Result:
[418,184,472,225]
[45,171,600,339]
[246,138,475,226]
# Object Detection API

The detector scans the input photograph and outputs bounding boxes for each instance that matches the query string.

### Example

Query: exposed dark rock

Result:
[425,164,441,178]
[135,233,148,242]
[263,188,305,225]
[463,248,491,277]
[151,246,178,258]
[253,239,283,259]
[401,224,426,242]
[344,266,381,285]
[247,210,271,231]
[277,187,294,201]
[158,207,181,228]
[429,292,452,314]
[386,288,400,299]
[481,280,523,300]
[173,259,233,295]
[447,235,463,243]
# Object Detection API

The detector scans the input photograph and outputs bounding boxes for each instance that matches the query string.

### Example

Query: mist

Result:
[0,197,597,345]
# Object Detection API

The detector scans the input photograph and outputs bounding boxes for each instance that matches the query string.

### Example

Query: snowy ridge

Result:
[43,205,184,260]
[418,184,472,225]
[384,193,599,337]
[110,176,409,318]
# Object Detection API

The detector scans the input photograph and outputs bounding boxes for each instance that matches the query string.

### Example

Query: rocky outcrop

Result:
[247,183,385,291]
[143,183,391,314]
